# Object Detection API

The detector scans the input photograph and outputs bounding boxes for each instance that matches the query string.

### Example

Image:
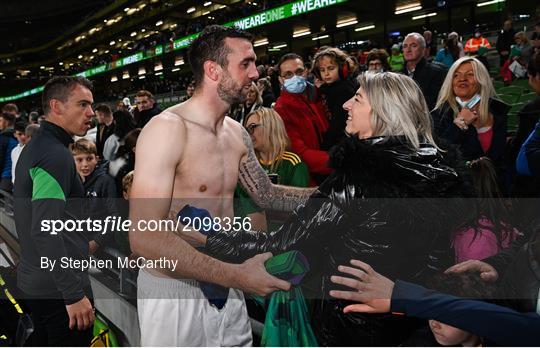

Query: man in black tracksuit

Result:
[14,76,96,345]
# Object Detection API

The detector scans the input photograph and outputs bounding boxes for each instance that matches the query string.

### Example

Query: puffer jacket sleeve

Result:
[206,178,346,263]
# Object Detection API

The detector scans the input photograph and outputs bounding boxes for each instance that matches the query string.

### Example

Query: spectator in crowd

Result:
[11,122,37,185]
[267,65,282,100]
[179,81,195,102]
[14,76,95,345]
[28,111,40,125]
[202,72,471,346]
[448,31,465,58]
[256,77,275,107]
[423,30,437,59]
[496,20,516,66]
[464,28,492,55]
[0,113,18,191]
[230,82,263,125]
[1,103,19,118]
[273,53,331,185]
[452,157,520,263]
[435,38,460,68]
[103,110,136,161]
[366,49,390,72]
[388,44,405,72]
[71,139,119,255]
[94,104,115,159]
[403,32,448,110]
[109,128,141,196]
[329,260,539,346]
[116,170,134,255]
[510,32,533,73]
[508,51,540,187]
[312,47,358,150]
[133,90,161,128]
[432,57,509,172]
[531,22,540,54]
[235,107,309,232]
[517,120,540,177]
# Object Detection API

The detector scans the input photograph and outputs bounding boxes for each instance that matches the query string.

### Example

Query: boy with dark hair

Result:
[0,112,18,191]
[71,138,119,254]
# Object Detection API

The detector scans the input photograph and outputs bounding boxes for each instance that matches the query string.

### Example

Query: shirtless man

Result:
[130,25,315,346]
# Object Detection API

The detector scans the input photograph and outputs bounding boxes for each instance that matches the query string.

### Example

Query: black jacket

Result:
[496,28,516,54]
[14,121,90,304]
[319,78,358,151]
[95,123,115,158]
[403,58,447,110]
[82,160,119,246]
[431,98,510,168]
[134,104,161,129]
[207,135,471,345]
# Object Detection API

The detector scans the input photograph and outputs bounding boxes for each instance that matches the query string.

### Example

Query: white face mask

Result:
[455,94,481,109]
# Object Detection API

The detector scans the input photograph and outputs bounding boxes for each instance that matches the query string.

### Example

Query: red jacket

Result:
[274,89,331,185]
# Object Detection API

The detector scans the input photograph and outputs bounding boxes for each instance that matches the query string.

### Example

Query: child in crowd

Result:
[427,273,498,346]
[71,138,119,254]
[452,157,520,263]
[312,47,358,150]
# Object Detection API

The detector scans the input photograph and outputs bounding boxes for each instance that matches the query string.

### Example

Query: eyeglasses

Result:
[246,123,262,135]
[281,67,305,79]
[368,62,383,68]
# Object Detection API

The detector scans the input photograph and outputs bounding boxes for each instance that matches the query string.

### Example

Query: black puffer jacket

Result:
[207,135,472,345]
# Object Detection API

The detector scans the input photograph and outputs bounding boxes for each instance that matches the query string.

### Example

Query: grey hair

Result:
[434,56,495,126]
[357,72,437,150]
[405,32,426,48]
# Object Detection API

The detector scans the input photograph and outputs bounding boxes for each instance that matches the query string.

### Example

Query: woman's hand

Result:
[329,259,394,314]
[454,107,478,130]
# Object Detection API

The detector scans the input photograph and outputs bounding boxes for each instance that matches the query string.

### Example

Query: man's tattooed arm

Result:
[238,128,317,212]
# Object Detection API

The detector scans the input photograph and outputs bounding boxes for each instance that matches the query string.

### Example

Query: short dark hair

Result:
[277,53,303,75]
[135,90,154,100]
[94,104,112,116]
[29,111,39,122]
[426,273,497,300]
[42,76,93,115]
[187,25,253,88]
[1,112,15,124]
[2,103,18,114]
[14,121,28,133]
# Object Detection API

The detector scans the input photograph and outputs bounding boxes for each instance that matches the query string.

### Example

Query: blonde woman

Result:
[432,56,509,169]
[199,73,471,345]
[235,107,309,231]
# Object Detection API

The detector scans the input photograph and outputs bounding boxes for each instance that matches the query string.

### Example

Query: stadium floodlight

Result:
[336,18,358,28]
[412,12,437,20]
[254,38,269,47]
[477,0,504,6]
[395,2,422,14]
[293,29,311,38]
[355,25,375,32]
[156,20,163,26]
[204,1,212,6]
[312,35,329,41]
[187,7,196,14]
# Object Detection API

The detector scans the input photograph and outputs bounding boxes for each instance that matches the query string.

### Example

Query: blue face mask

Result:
[283,75,307,94]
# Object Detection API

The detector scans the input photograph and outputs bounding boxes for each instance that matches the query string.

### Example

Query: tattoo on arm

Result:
[238,128,316,212]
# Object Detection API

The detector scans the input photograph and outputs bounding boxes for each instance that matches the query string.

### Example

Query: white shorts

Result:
[137,269,252,347]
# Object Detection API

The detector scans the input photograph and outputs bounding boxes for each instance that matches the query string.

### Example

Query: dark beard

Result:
[217,72,247,105]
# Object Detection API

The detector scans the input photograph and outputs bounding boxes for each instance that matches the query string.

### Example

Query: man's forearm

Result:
[130,229,240,287]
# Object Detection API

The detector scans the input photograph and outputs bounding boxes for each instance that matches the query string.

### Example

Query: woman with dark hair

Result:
[452,157,520,263]
[187,72,472,345]
[312,47,358,150]
[435,38,460,67]
[365,49,391,73]
[102,110,136,161]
